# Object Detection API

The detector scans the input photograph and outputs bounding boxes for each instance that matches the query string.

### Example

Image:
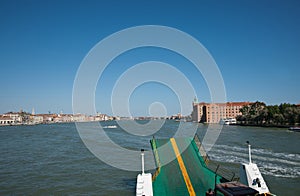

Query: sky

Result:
[0,0,299,116]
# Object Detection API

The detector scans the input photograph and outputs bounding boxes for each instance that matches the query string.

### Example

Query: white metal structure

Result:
[136,149,153,196]
[239,141,271,195]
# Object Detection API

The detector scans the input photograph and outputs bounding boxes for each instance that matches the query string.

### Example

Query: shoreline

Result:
[234,123,291,129]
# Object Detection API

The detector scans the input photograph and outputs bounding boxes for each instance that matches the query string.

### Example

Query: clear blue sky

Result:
[0,0,299,116]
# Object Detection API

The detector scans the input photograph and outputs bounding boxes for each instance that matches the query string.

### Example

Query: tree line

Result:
[237,101,300,126]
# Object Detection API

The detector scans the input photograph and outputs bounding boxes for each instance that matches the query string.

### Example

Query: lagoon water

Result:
[0,121,299,195]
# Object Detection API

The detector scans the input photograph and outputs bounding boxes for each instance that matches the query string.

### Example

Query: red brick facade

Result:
[192,102,251,123]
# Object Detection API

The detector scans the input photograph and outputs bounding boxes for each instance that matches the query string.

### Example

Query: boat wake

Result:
[209,144,300,178]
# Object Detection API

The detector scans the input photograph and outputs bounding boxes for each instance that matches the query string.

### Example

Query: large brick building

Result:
[191,101,251,123]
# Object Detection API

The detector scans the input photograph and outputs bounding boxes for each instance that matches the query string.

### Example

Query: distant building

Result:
[192,101,251,123]
[169,113,182,120]
[33,114,56,123]
[3,112,23,123]
[0,116,15,125]
[71,114,87,122]
[54,114,72,123]
[113,116,121,121]
[95,114,109,121]
[30,115,43,124]
[191,102,205,123]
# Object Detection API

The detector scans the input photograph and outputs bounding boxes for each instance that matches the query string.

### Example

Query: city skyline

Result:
[0,1,299,116]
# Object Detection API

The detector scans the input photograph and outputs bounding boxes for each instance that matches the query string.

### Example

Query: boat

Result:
[288,126,300,132]
[103,125,117,129]
[220,118,237,125]
[136,135,275,196]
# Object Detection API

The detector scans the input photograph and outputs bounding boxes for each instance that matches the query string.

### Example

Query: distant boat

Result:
[288,126,300,132]
[220,118,237,125]
[103,125,117,129]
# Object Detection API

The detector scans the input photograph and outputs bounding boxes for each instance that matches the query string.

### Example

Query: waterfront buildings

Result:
[0,110,114,126]
[191,101,251,123]
[3,112,23,123]
[30,115,43,124]
[0,116,15,125]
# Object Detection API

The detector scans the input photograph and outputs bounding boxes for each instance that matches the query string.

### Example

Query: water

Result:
[0,121,299,195]
[206,125,300,196]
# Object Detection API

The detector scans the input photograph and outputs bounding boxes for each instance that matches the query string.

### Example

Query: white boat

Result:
[103,125,117,129]
[288,126,300,132]
[220,118,237,125]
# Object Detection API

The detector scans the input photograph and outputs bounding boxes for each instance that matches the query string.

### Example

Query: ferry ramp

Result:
[151,137,227,196]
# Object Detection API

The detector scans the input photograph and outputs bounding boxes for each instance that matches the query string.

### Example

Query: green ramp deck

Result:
[151,137,227,196]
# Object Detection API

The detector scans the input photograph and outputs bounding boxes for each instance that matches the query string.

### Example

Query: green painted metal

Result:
[151,137,226,196]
